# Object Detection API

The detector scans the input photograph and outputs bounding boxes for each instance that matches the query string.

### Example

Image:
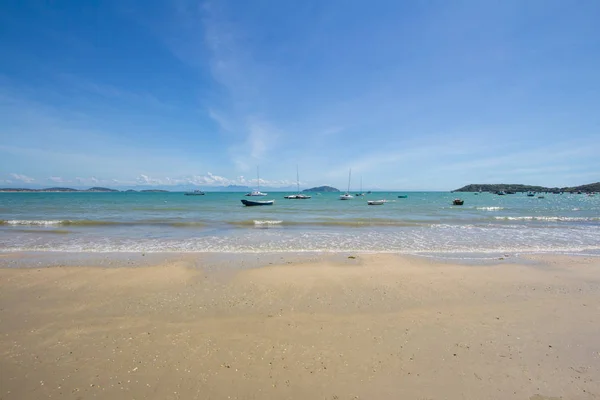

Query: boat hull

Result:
[241,199,274,206]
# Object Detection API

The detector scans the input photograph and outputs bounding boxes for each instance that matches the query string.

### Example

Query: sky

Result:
[1,0,599,191]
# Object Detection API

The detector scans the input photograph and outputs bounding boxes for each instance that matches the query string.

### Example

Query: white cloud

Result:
[73,176,106,186]
[48,176,66,183]
[9,173,35,183]
[130,172,294,188]
[137,174,162,185]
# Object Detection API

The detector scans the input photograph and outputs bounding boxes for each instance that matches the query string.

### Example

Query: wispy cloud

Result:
[48,176,67,183]
[9,173,35,183]
[131,172,293,188]
[58,73,171,110]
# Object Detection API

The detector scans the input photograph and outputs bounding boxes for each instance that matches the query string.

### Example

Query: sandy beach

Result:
[1,253,599,400]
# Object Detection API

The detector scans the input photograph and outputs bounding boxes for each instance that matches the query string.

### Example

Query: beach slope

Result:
[1,254,599,399]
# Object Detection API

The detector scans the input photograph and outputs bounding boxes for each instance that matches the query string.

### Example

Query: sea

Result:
[1,191,599,259]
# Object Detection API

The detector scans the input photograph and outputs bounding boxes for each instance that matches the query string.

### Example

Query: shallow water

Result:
[1,191,599,256]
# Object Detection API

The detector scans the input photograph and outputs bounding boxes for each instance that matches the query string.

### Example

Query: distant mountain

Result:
[454,182,600,193]
[85,187,119,192]
[0,188,36,192]
[140,189,169,193]
[42,187,79,192]
[562,182,600,193]
[303,186,340,192]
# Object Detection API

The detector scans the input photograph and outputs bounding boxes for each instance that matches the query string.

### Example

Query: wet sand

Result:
[1,253,599,399]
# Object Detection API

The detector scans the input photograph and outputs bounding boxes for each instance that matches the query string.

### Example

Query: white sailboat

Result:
[340,169,354,200]
[285,166,311,199]
[245,166,267,196]
[355,176,365,196]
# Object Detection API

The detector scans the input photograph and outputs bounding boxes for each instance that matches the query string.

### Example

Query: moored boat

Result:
[340,169,354,200]
[184,190,205,196]
[355,177,365,196]
[241,199,274,206]
[246,190,267,196]
[284,166,311,199]
[453,199,464,205]
[246,166,267,196]
[284,194,311,199]
[368,200,385,205]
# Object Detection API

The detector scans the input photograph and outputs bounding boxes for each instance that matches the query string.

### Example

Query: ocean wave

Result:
[494,216,599,222]
[253,220,283,226]
[477,207,504,211]
[1,220,65,226]
[229,218,426,228]
[8,228,71,234]
[3,223,600,255]
[3,244,600,256]
[0,219,206,227]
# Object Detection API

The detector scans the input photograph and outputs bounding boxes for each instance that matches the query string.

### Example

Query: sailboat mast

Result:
[296,165,300,194]
[347,168,352,193]
[257,166,260,192]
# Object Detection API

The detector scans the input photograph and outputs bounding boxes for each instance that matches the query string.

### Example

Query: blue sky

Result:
[1,0,599,190]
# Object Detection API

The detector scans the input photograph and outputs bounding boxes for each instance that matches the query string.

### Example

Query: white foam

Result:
[3,220,64,226]
[477,207,504,211]
[494,216,597,221]
[253,220,283,226]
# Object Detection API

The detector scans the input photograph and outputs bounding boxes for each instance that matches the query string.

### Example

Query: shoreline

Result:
[1,253,599,399]
[2,248,600,270]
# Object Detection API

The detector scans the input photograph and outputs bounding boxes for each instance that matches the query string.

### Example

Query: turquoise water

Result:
[1,191,599,256]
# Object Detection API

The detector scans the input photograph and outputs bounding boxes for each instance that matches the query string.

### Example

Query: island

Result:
[86,187,119,192]
[302,186,340,193]
[454,182,600,193]
[139,189,170,193]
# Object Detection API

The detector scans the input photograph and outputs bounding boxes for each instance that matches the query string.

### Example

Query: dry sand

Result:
[1,253,599,399]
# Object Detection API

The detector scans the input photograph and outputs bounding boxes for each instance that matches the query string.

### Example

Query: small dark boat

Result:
[453,199,464,205]
[184,190,205,196]
[241,199,274,206]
